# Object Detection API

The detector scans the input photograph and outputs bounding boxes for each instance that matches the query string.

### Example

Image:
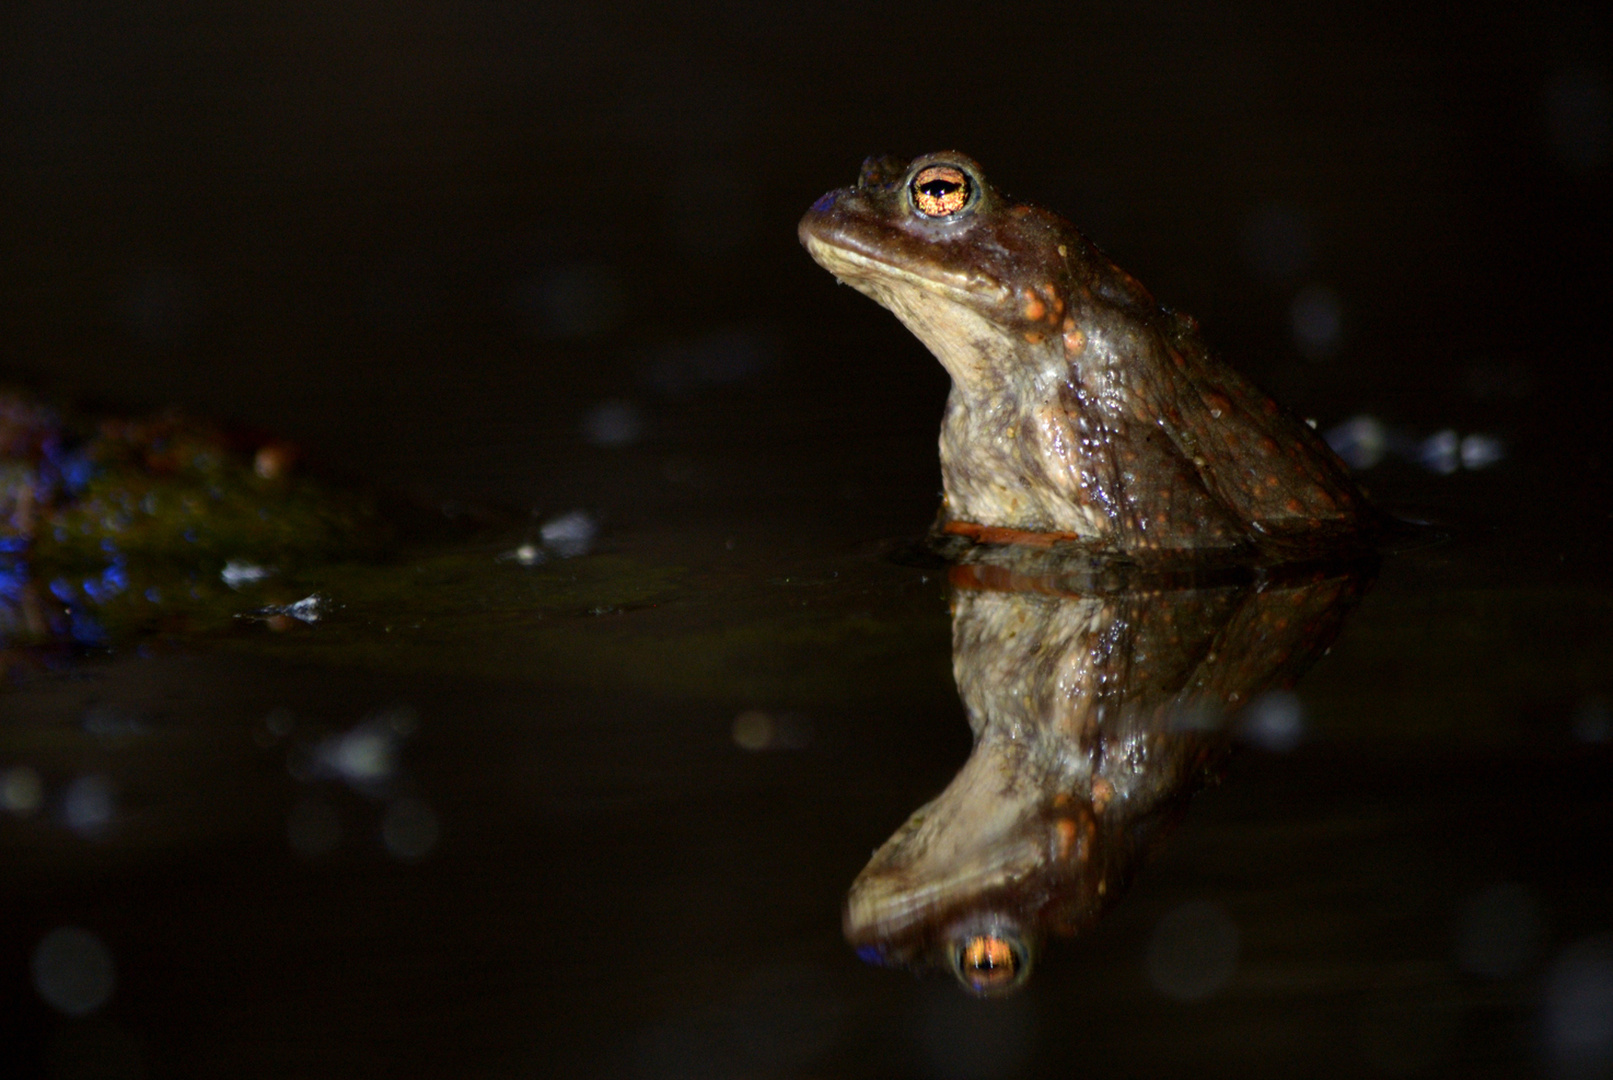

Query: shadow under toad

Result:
[846,551,1372,995]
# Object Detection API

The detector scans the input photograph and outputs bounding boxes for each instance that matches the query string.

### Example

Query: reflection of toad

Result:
[801,153,1374,556]
[844,558,1370,995]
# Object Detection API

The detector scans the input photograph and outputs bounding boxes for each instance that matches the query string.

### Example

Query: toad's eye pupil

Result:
[912,166,971,217]
[952,933,1027,995]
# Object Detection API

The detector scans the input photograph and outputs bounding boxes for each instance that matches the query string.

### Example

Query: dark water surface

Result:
[3,3,1611,1077]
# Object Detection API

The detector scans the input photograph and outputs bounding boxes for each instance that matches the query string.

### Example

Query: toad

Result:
[800,153,1373,556]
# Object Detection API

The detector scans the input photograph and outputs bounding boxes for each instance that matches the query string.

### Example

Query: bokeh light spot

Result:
[1456,881,1545,978]
[1290,284,1345,359]
[382,796,440,862]
[1239,690,1307,753]
[581,399,645,448]
[61,774,116,839]
[1146,900,1240,1001]
[1,764,44,815]
[540,510,598,558]
[1541,934,1613,1077]
[32,926,116,1016]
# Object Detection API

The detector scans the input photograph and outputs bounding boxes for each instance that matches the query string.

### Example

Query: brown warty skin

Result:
[800,153,1374,556]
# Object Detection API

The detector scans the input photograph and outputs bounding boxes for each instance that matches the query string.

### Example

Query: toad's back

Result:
[799,152,1374,556]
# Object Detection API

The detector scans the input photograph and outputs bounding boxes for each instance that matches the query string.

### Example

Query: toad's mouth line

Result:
[800,233,1010,308]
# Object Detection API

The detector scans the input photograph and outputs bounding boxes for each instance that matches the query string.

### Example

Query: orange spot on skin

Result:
[1204,392,1231,418]
[1011,205,1033,217]
[1286,498,1304,513]
[1091,777,1114,811]
[1049,291,1065,317]
[1063,328,1086,355]
[1265,474,1280,488]
[1055,817,1078,858]
[1024,330,1044,344]
[1259,436,1280,454]
[1022,290,1046,321]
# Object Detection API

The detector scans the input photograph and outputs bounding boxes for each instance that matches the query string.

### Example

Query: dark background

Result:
[3,1,1608,532]
[2,3,1611,1078]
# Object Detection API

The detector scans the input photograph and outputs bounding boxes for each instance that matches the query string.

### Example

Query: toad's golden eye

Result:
[951,932,1030,995]
[912,165,971,217]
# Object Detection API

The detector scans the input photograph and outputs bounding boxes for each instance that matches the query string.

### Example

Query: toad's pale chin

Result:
[801,234,1020,399]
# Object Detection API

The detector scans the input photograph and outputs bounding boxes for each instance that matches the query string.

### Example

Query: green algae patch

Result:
[2,388,948,707]
[32,411,389,570]
[2,391,394,651]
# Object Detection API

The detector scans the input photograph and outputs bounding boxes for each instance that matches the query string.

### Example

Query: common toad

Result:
[800,153,1372,555]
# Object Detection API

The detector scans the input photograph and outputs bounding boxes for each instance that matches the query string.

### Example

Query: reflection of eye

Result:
[951,932,1030,995]
[911,165,972,218]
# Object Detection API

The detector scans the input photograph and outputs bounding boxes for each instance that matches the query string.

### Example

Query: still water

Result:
[1,368,1609,1078]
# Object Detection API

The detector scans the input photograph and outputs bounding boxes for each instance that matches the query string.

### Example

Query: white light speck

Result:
[314,724,399,788]
[1325,415,1388,470]
[221,559,273,588]
[1417,430,1461,475]
[1460,433,1506,470]
[497,542,547,566]
[281,594,325,622]
[541,510,598,558]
